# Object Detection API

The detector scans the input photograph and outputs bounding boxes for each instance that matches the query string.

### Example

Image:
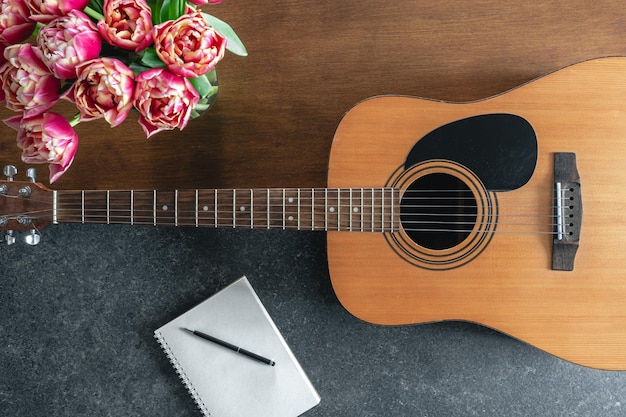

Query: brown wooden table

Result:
[2,0,625,191]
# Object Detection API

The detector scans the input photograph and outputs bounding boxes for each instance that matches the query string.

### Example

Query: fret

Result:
[380,189,385,233]
[233,189,252,228]
[175,190,197,227]
[266,189,281,228]
[349,188,363,232]
[266,189,270,229]
[282,189,286,230]
[360,188,364,232]
[154,190,176,226]
[128,190,154,225]
[52,190,58,224]
[311,188,315,230]
[371,188,375,231]
[108,191,130,224]
[372,188,398,233]
[282,189,301,230]
[338,188,346,231]
[390,188,394,232]
[195,189,199,227]
[337,188,358,231]
[249,188,267,228]
[214,189,218,228]
[214,189,226,228]
[153,190,156,226]
[84,191,107,224]
[337,188,341,231]
[324,188,328,230]
[195,189,216,227]
[297,188,314,230]
[348,188,352,231]
[312,188,326,231]
[326,189,340,230]
[232,189,236,228]
[370,188,381,232]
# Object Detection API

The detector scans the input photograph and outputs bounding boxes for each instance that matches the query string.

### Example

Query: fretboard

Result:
[53,188,400,232]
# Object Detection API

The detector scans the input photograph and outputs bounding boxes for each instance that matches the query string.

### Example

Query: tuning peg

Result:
[4,230,16,245]
[3,165,17,181]
[24,229,41,246]
[27,167,37,183]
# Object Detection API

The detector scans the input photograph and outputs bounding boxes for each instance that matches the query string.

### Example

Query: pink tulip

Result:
[25,0,90,23]
[37,9,102,80]
[5,112,79,183]
[0,44,60,117]
[133,68,200,138]
[0,0,37,44]
[97,0,153,52]
[64,57,135,127]
[153,10,226,78]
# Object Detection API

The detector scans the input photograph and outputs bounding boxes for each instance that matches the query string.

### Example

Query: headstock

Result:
[0,165,53,245]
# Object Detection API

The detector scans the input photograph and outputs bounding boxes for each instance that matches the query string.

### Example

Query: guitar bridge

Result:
[552,152,582,271]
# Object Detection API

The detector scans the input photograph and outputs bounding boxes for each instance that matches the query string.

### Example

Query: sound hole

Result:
[400,173,478,250]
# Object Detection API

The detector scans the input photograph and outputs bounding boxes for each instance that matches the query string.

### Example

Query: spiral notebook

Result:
[154,276,320,417]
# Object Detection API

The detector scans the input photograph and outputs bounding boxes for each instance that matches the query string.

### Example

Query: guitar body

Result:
[327,57,626,370]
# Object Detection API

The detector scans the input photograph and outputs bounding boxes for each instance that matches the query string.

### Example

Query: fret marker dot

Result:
[330,207,335,212]
[353,207,359,213]
[162,205,168,211]
[288,215,294,221]
[240,206,246,212]
[203,206,209,211]
[288,197,294,203]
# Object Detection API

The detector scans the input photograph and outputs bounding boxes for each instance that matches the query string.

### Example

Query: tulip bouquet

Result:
[0,0,246,183]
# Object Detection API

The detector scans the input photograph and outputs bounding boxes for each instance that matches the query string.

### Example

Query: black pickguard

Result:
[404,114,538,191]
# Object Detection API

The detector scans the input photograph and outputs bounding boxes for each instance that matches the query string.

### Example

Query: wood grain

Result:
[2,1,626,189]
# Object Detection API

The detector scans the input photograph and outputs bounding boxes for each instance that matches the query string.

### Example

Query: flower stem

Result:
[83,6,105,21]
[70,114,81,127]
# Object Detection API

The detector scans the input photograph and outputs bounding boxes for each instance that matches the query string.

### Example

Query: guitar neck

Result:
[53,188,400,232]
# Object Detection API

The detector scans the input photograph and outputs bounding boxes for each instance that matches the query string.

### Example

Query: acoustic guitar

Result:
[2,57,626,370]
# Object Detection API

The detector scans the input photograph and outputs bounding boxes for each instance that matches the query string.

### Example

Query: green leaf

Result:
[147,0,161,24]
[139,47,166,69]
[189,70,219,99]
[129,63,152,77]
[189,74,212,98]
[88,0,104,15]
[159,0,172,23]
[160,0,185,23]
[202,13,248,57]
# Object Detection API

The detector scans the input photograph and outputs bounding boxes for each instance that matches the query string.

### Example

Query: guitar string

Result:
[8,198,566,217]
[0,188,576,234]
[1,205,557,234]
[0,193,573,207]
[1,195,572,217]
[31,219,558,235]
[3,207,564,235]
[36,206,562,222]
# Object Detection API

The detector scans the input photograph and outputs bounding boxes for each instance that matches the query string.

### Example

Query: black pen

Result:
[183,328,276,366]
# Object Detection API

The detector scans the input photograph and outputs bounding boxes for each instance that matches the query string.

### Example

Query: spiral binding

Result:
[154,331,213,416]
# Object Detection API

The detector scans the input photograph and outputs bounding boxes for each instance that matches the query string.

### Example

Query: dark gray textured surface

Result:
[2,224,626,416]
